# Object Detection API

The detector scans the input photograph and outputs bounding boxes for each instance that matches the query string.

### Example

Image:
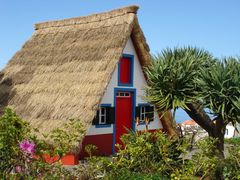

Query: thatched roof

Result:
[0,5,151,135]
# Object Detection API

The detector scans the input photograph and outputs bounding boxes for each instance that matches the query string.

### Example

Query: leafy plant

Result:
[225,137,240,145]
[190,137,219,179]
[199,58,240,124]
[42,118,85,157]
[222,145,240,179]
[0,108,31,176]
[94,130,193,179]
[85,144,98,158]
[145,47,214,112]
[146,47,240,158]
[0,108,86,179]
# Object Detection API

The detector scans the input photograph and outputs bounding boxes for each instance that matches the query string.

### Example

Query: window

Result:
[118,54,134,86]
[135,105,154,124]
[99,107,107,124]
[92,104,115,127]
[116,92,131,97]
[140,106,146,122]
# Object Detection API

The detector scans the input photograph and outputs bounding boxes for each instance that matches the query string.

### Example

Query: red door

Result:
[115,91,133,149]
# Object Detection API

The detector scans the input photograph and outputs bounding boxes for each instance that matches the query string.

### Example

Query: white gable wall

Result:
[86,38,162,135]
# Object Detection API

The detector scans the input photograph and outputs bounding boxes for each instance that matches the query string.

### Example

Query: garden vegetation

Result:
[146,47,240,159]
[0,108,239,179]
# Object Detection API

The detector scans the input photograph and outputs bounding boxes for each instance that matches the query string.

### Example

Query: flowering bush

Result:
[1,108,239,179]
[0,108,31,177]
[0,108,86,179]
[93,130,192,179]
[19,140,35,155]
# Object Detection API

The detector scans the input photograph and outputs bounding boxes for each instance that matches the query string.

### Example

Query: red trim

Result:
[79,134,113,159]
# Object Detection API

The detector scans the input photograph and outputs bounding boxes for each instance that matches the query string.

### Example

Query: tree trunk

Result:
[185,103,214,134]
[213,118,226,158]
[159,110,179,139]
[185,103,226,159]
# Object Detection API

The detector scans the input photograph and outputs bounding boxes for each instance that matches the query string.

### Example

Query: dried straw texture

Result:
[0,5,151,137]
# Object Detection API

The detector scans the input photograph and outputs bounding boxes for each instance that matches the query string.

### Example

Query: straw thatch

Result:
[0,5,151,137]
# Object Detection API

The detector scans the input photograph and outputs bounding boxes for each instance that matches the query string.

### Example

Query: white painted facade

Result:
[86,38,162,135]
[225,124,235,139]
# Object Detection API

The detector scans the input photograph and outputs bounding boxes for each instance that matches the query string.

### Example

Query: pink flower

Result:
[19,140,35,154]
[15,166,22,173]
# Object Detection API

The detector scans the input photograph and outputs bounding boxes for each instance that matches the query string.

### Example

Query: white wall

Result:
[100,38,147,105]
[86,38,162,135]
[225,124,235,139]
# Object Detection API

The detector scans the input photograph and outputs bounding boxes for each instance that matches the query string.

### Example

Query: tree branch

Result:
[185,103,214,135]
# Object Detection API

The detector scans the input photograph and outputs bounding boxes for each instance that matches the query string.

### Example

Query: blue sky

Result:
[0,0,240,122]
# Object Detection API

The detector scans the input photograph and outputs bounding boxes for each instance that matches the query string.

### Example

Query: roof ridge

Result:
[35,5,139,30]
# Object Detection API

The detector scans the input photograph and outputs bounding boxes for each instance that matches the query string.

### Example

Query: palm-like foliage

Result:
[199,57,240,125]
[145,47,214,112]
[145,46,240,157]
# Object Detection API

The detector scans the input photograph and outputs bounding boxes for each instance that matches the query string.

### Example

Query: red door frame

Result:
[113,88,136,153]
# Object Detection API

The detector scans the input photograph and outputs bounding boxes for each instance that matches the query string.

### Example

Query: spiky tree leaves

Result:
[145,47,240,158]
[146,47,214,112]
[145,47,214,138]
[199,58,240,125]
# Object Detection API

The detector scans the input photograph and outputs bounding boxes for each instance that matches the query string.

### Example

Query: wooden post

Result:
[135,117,139,127]
[145,117,149,132]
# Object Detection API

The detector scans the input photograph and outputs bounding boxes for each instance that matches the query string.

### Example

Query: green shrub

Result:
[189,137,240,179]
[189,137,219,179]
[94,130,194,179]
[105,169,168,180]
[88,131,239,179]
[1,108,239,179]
[85,144,98,158]
[223,145,240,180]
[40,118,85,157]
[0,108,86,179]
[225,137,240,145]
[0,108,31,176]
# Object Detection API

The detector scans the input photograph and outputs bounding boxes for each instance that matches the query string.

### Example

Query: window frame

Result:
[139,106,146,123]
[118,54,134,87]
[99,107,107,125]
[94,104,112,128]
[137,103,154,125]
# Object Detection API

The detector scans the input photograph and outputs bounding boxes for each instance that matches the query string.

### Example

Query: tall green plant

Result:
[145,47,240,158]
[199,58,240,124]
[146,47,214,112]
[0,108,31,176]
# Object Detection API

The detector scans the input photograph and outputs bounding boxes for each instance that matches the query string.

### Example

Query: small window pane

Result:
[125,92,130,97]
[99,107,107,124]
[101,107,105,114]
[140,106,146,122]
